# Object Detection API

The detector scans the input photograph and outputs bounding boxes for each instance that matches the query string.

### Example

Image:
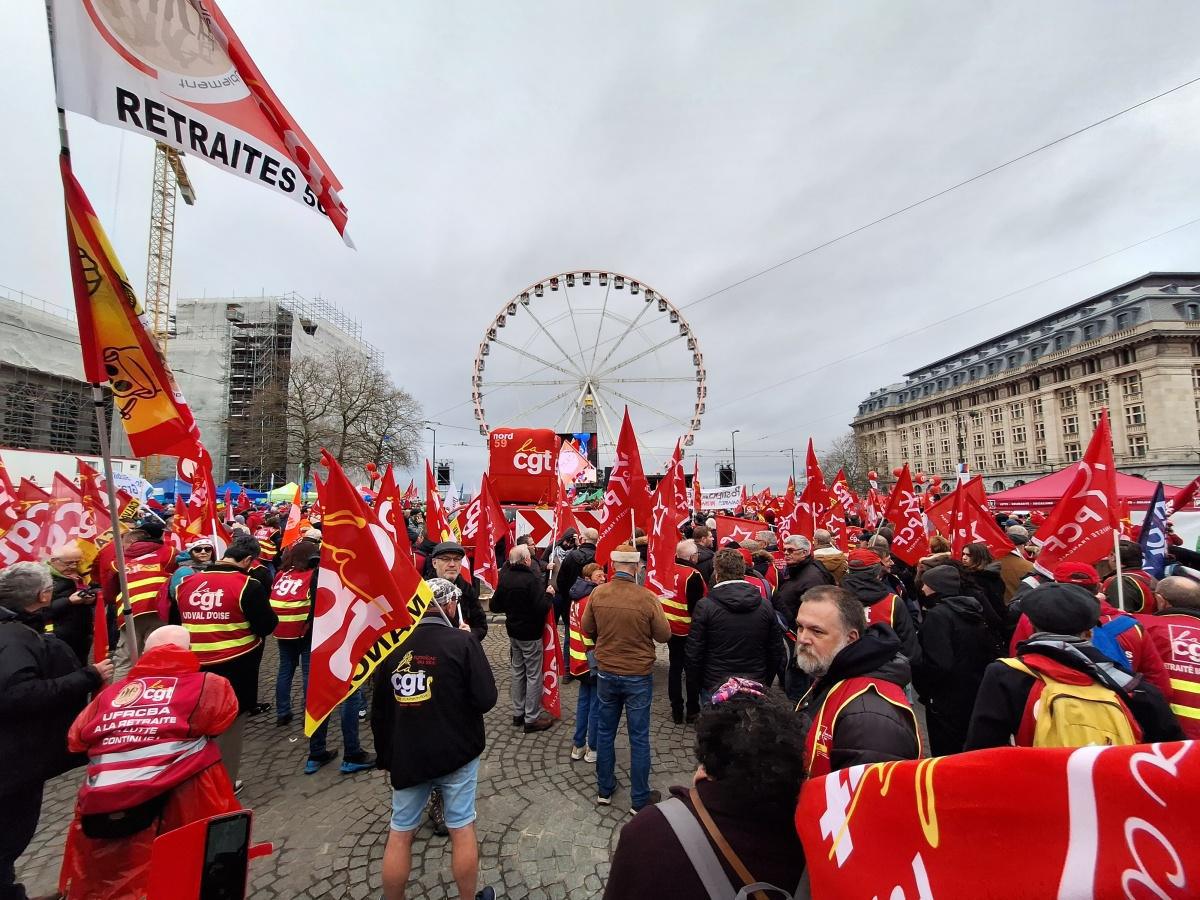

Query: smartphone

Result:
[199,812,251,899]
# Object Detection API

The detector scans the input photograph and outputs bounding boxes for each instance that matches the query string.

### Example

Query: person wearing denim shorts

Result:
[371,578,498,900]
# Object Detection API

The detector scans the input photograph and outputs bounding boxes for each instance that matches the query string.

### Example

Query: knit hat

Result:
[1022,583,1100,635]
[922,565,961,596]
[425,577,462,605]
[1052,562,1100,589]
[847,549,881,570]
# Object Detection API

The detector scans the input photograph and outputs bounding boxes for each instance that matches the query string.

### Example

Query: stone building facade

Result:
[852,273,1200,490]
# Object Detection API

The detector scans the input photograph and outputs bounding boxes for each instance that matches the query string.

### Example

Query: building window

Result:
[1128,434,1148,458]
[989,407,1003,424]
[925,423,934,437]
[1010,402,1024,420]
[1125,404,1145,427]
[1083,323,1097,340]
[1034,421,1046,441]
[1030,345,1044,361]
[1115,312,1130,330]
[1192,366,1200,392]
[1118,348,1136,366]
[927,442,935,457]
[1090,409,1103,429]
[939,419,949,435]
[48,391,81,453]
[1120,373,1142,398]
[1064,442,1082,462]
[1012,425,1026,443]
[969,410,982,426]
[1007,354,1020,368]
[1031,397,1043,416]
[993,480,1006,492]
[941,439,951,454]
[1063,415,1079,436]
[1083,358,1099,375]
[993,452,1006,469]
[2,381,37,448]
[1036,446,1048,464]
[900,444,908,458]
[973,433,985,449]
[975,454,987,471]
[989,429,1002,446]
[1054,335,1067,351]
[1057,388,1077,409]
[1087,381,1108,404]
[1014,449,1029,467]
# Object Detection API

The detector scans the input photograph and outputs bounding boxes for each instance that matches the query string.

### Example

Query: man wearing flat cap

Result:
[964,582,1181,749]
[429,541,488,642]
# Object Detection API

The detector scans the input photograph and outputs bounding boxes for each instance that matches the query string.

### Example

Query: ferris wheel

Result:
[471,270,706,464]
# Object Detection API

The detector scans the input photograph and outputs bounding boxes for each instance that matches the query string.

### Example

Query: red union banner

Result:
[488,428,558,504]
[50,0,351,243]
[796,742,1198,899]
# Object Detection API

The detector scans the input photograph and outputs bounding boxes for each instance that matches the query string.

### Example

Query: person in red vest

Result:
[252,513,281,571]
[841,549,921,667]
[58,625,240,899]
[176,541,277,790]
[1138,575,1200,738]
[104,517,177,674]
[1101,539,1157,613]
[664,539,707,724]
[1008,562,1170,696]
[793,585,920,776]
[567,563,605,762]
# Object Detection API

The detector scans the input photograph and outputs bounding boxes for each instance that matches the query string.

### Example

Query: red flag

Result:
[692,458,702,515]
[552,476,579,542]
[881,465,930,566]
[459,475,504,590]
[236,489,251,514]
[793,439,829,538]
[645,444,687,597]
[310,474,325,521]
[715,515,766,545]
[223,489,234,525]
[949,483,1015,558]
[306,450,432,735]
[829,470,859,518]
[1170,474,1200,513]
[76,459,113,535]
[373,465,413,559]
[402,479,418,507]
[820,486,848,552]
[1032,409,1120,575]
[540,607,563,718]
[281,484,303,548]
[39,473,102,558]
[0,458,19,534]
[926,477,985,536]
[594,409,651,566]
[783,476,797,515]
[0,481,54,565]
[424,460,453,543]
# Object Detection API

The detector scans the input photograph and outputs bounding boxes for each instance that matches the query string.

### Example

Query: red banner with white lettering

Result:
[541,608,563,718]
[488,427,559,504]
[1033,409,1120,575]
[796,742,1198,899]
[882,464,930,566]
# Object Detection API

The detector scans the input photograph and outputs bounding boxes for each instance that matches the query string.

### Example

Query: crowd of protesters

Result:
[4,485,1200,900]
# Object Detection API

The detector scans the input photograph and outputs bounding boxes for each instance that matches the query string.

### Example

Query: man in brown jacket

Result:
[582,544,670,812]
[999,526,1035,602]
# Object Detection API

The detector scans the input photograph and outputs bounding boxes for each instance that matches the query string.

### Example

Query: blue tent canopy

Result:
[151,478,191,499]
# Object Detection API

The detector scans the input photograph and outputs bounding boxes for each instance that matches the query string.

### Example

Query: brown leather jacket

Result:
[580,572,670,675]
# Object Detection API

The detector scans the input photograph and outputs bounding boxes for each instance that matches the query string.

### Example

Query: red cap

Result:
[848,549,882,569]
[737,548,754,567]
[1053,562,1100,587]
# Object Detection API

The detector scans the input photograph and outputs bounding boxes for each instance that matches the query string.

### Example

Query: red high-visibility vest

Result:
[660,565,706,637]
[253,527,279,562]
[177,570,258,665]
[803,676,919,778]
[269,568,314,641]
[567,594,595,677]
[864,594,900,629]
[116,544,174,622]
[1139,611,1200,738]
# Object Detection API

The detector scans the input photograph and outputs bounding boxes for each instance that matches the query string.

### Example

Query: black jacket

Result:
[694,545,715,586]
[686,581,780,693]
[841,570,921,667]
[912,594,996,755]
[490,562,551,642]
[772,557,834,627]
[44,569,93,665]
[555,542,596,598]
[0,606,101,796]
[371,617,498,789]
[964,635,1185,751]
[455,575,488,642]
[962,564,1007,623]
[797,625,920,772]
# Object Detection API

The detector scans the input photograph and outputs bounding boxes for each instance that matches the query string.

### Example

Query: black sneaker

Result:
[512,715,524,727]
[275,713,293,727]
[685,711,699,724]
[631,789,662,813]
[475,888,496,900]
[671,708,683,724]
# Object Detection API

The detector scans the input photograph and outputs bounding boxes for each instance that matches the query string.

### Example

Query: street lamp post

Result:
[731,430,740,485]
[783,447,796,484]
[425,425,437,478]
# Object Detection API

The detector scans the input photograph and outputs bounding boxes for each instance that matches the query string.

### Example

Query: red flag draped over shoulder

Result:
[594,409,651,566]
[60,155,199,457]
[305,451,432,735]
[1032,409,1120,575]
[882,465,930,566]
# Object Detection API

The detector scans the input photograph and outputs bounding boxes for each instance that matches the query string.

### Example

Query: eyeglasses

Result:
[193,548,213,554]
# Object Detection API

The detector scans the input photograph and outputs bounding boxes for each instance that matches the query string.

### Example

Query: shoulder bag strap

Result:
[657,797,738,900]
[690,787,770,900]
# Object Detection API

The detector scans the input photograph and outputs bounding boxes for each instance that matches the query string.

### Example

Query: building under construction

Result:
[170,293,376,487]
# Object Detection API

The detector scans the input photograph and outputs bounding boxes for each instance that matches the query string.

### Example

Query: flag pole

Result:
[1112,527,1126,613]
[46,0,137,662]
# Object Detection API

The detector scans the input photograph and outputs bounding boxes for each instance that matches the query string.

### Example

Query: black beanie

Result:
[922,565,961,597]
[1023,583,1100,636]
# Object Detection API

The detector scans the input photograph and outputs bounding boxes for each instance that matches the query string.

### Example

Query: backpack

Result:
[1089,616,1137,672]
[1001,657,1139,748]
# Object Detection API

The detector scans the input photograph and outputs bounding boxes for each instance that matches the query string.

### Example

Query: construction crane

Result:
[144,142,196,349]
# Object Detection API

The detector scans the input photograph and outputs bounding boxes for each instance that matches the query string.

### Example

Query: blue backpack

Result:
[1090,616,1137,672]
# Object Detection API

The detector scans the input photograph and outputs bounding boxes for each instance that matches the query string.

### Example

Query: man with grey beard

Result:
[792,586,921,776]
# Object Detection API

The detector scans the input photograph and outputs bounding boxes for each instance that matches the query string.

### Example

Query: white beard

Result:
[795,636,849,677]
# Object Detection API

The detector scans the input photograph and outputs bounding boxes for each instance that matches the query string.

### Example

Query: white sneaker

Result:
[570,744,586,761]
[584,747,597,764]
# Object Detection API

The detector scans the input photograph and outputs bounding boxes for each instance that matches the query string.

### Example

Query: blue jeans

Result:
[573,674,599,749]
[309,689,364,757]
[276,639,310,718]
[595,670,653,806]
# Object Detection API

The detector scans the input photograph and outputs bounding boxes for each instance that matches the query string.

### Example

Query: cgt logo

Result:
[390,651,434,704]
[112,677,178,708]
[513,438,553,476]
[1168,624,1200,665]
[273,574,307,598]
[190,584,224,612]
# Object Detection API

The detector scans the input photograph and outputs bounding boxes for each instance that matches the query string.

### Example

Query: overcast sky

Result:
[5,1,1200,490]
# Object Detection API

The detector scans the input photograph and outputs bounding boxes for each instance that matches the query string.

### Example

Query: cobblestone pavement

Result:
[17,620,699,899]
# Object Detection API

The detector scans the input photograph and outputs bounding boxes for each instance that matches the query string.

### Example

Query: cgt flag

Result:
[50,0,351,244]
[306,451,431,735]
[60,155,199,457]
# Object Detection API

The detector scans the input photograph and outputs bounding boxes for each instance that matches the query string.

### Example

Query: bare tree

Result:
[820,431,871,495]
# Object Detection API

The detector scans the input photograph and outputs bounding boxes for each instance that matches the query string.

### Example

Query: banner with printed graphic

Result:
[488,428,559,505]
[796,742,1198,899]
[50,0,351,243]
[541,608,563,718]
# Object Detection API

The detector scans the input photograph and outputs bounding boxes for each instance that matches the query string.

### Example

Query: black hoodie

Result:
[686,580,781,694]
[797,624,920,772]
[842,570,922,666]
